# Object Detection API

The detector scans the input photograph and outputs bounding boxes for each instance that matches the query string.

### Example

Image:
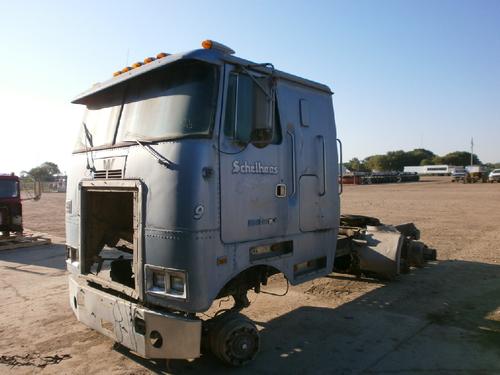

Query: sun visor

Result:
[72,49,223,105]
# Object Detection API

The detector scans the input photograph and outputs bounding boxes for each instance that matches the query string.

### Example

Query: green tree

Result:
[364,154,389,171]
[347,149,485,173]
[24,162,61,181]
[420,158,434,166]
[484,162,500,170]
[344,157,369,172]
[407,149,435,166]
[440,151,480,166]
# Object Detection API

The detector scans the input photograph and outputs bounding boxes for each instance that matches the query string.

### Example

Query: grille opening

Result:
[82,190,136,290]
[94,169,123,179]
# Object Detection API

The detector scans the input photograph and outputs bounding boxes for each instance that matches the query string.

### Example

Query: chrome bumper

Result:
[68,275,201,359]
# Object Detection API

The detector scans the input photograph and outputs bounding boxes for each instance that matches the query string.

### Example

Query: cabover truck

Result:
[66,40,433,366]
[0,174,22,235]
[0,175,47,250]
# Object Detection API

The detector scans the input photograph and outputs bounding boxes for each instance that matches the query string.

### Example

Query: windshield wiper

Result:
[82,122,96,172]
[82,121,94,148]
[134,140,175,170]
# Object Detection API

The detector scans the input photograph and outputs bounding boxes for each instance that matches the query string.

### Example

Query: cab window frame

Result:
[223,71,282,147]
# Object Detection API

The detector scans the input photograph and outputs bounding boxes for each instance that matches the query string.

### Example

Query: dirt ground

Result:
[1,177,499,374]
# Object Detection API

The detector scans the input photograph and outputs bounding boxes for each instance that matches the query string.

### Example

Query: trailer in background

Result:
[340,172,419,185]
[403,165,458,176]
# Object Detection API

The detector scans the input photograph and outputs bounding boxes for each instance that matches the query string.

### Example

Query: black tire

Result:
[209,313,260,367]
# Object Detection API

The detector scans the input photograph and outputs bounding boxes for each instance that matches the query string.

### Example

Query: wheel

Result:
[209,313,260,366]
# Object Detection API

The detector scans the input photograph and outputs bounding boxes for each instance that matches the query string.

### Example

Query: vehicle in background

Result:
[403,165,457,176]
[341,171,419,185]
[465,165,488,183]
[488,169,500,182]
[0,174,22,235]
[451,168,467,183]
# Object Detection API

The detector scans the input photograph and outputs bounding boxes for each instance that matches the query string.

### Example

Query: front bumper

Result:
[69,275,201,359]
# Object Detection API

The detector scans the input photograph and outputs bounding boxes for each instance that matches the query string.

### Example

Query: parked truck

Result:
[465,165,488,183]
[0,174,22,235]
[66,40,434,366]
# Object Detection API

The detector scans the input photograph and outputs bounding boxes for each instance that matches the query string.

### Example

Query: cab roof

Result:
[72,43,333,104]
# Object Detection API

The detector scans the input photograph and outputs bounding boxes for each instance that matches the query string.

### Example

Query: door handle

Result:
[317,135,326,196]
[287,130,297,197]
[337,138,343,195]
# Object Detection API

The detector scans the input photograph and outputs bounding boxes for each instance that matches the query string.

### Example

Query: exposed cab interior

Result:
[81,184,141,296]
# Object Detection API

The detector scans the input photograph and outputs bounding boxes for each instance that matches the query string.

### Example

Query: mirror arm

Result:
[238,65,274,100]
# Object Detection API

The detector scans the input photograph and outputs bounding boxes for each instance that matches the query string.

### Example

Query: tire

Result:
[209,313,260,367]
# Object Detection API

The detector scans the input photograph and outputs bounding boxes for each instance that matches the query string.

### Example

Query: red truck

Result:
[0,174,22,235]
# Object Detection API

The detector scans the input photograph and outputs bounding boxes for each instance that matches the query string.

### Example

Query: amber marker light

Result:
[121,66,132,73]
[201,39,213,49]
[131,62,143,68]
[156,52,167,59]
[113,71,122,77]
[144,57,155,64]
[200,39,235,54]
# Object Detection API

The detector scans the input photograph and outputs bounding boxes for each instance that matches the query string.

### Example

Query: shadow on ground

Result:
[0,244,66,270]
[3,245,498,373]
[115,260,500,374]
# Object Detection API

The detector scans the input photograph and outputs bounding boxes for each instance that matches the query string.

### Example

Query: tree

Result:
[24,162,61,181]
[420,158,434,166]
[364,154,389,171]
[484,162,500,170]
[348,149,485,173]
[439,151,480,166]
[344,157,369,172]
[407,149,435,166]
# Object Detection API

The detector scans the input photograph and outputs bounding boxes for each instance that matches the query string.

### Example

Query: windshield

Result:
[74,61,219,151]
[0,180,19,198]
[492,169,500,174]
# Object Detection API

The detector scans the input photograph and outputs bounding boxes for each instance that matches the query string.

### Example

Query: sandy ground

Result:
[1,177,499,374]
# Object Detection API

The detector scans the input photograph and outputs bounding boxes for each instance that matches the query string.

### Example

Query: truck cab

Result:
[66,40,340,365]
[0,174,22,235]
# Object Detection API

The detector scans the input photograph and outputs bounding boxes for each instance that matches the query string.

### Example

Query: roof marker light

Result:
[156,52,168,59]
[144,57,156,64]
[131,62,143,68]
[201,40,212,49]
[201,39,235,55]
[113,71,122,77]
[121,66,132,73]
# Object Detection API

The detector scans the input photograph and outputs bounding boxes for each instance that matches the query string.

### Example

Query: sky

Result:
[0,0,499,174]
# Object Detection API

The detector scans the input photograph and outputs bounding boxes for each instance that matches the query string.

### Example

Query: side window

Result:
[224,72,281,145]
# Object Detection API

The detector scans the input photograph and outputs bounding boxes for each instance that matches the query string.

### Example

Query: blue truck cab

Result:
[66,40,340,365]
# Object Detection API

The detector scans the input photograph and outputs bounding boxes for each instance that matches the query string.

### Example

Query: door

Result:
[275,82,339,233]
[219,68,288,243]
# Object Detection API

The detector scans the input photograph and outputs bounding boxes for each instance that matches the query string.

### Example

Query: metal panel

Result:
[69,276,201,359]
[276,80,340,235]
[299,175,321,231]
[220,147,287,243]
[299,175,335,232]
[219,67,289,244]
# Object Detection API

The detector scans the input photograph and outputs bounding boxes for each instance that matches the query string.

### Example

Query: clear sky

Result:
[1,0,499,174]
